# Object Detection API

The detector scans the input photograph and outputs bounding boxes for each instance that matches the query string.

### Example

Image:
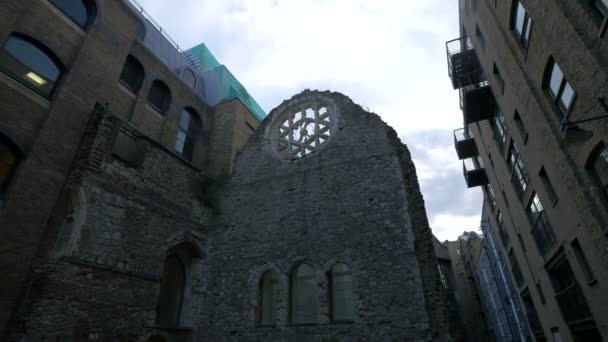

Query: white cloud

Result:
[136,0,478,240]
[431,213,483,242]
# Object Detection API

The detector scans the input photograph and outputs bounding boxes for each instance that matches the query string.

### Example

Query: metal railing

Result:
[123,0,185,53]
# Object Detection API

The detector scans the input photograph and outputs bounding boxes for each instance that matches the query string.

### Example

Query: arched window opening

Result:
[136,20,147,41]
[181,68,196,89]
[0,134,22,196]
[156,255,186,327]
[49,0,97,29]
[147,80,171,114]
[258,271,276,325]
[590,144,608,199]
[119,55,145,94]
[290,263,318,324]
[174,108,202,161]
[329,263,355,321]
[0,34,63,97]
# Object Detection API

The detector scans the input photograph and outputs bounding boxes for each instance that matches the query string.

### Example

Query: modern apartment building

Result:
[448,0,608,341]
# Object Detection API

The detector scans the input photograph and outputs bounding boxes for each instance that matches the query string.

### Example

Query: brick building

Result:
[448,0,608,340]
[0,0,459,340]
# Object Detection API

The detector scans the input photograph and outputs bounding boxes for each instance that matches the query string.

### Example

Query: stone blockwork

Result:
[9,105,212,341]
[199,90,461,341]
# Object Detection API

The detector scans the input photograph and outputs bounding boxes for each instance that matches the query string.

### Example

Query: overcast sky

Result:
[136,0,483,241]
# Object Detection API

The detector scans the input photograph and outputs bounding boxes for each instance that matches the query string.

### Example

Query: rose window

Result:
[275,105,332,159]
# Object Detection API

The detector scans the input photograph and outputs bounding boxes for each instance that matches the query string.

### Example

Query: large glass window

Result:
[545,60,576,115]
[174,108,202,161]
[0,135,21,195]
[513,1,533,47]
[49,0,96,29]
[493,110,507,149]
[508,250,524,287]
[258,271,276,325]
[497,211,510,248]
[526,193,555,255]
[507,141,528,194]
[329,263,355,321]
[548,258,595,326]
[157,255,186,327]
[590,144,608,199]
[119,55,145,93]
[290,263,318,324]
[147,80,171,114]
[0,34,63,97]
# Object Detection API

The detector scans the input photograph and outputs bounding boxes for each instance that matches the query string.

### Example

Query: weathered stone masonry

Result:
[9,91,460,341]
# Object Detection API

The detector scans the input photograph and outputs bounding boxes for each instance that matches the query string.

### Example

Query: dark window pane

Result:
[175,109,202,161]
[49,0,91,28]
[119,55,145,93]
[136,20,146,40]
[0,36,62,96]
[259,271,276,324]
[147,80,171,113]
[157,255,185,326]
[523,17,532,45]
[291,264,318,323]
[331,263,355,321]
[593,146,608,187]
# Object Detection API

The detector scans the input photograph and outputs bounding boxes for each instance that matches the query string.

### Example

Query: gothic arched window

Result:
[156,255,186,327]
[258,271,276,325]
[181,68,196,89]
[329,263,355,321]
[290,263,318,324]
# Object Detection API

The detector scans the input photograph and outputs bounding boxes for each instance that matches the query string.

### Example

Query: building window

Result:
[521,289,545,339]
[156,255,186,327]
[0,134,22,197]
[147,80,171,114]
[544,59,575,115]
[508,249,524,287]
[174,108,202,161]
[258,271,276,325]
[512,1,533,48]
[493,109,507,149]
[497,211,510,248]
[517,233,527,252]
[136,20,147,40]
[485,184,496,208]
[493,63,505,94]
[290,263,318,324]
[49,0,97,29]
[181,68,196,89]
[0,34,63,97]
[536,283,546,304]
[526,193,555,255]
[539,167,558,205]
[571,239,596,284]
[329,263,355,321]
[507,141,529,194]
[547,257,596,327]
[513,111,528,143]
[588,144,608,199]
[119,55,145,93]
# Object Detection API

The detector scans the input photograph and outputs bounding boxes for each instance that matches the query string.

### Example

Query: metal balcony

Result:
[446,36,482,89]
[454,128,478,160]
[461,83,496,124]
[463,157,488,188]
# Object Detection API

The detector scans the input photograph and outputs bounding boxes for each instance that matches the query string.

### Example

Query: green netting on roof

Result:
[186,43,220,72]
[186,44,267,120]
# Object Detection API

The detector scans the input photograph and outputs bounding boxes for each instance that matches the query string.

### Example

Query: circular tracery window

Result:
[269,100,336,160]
